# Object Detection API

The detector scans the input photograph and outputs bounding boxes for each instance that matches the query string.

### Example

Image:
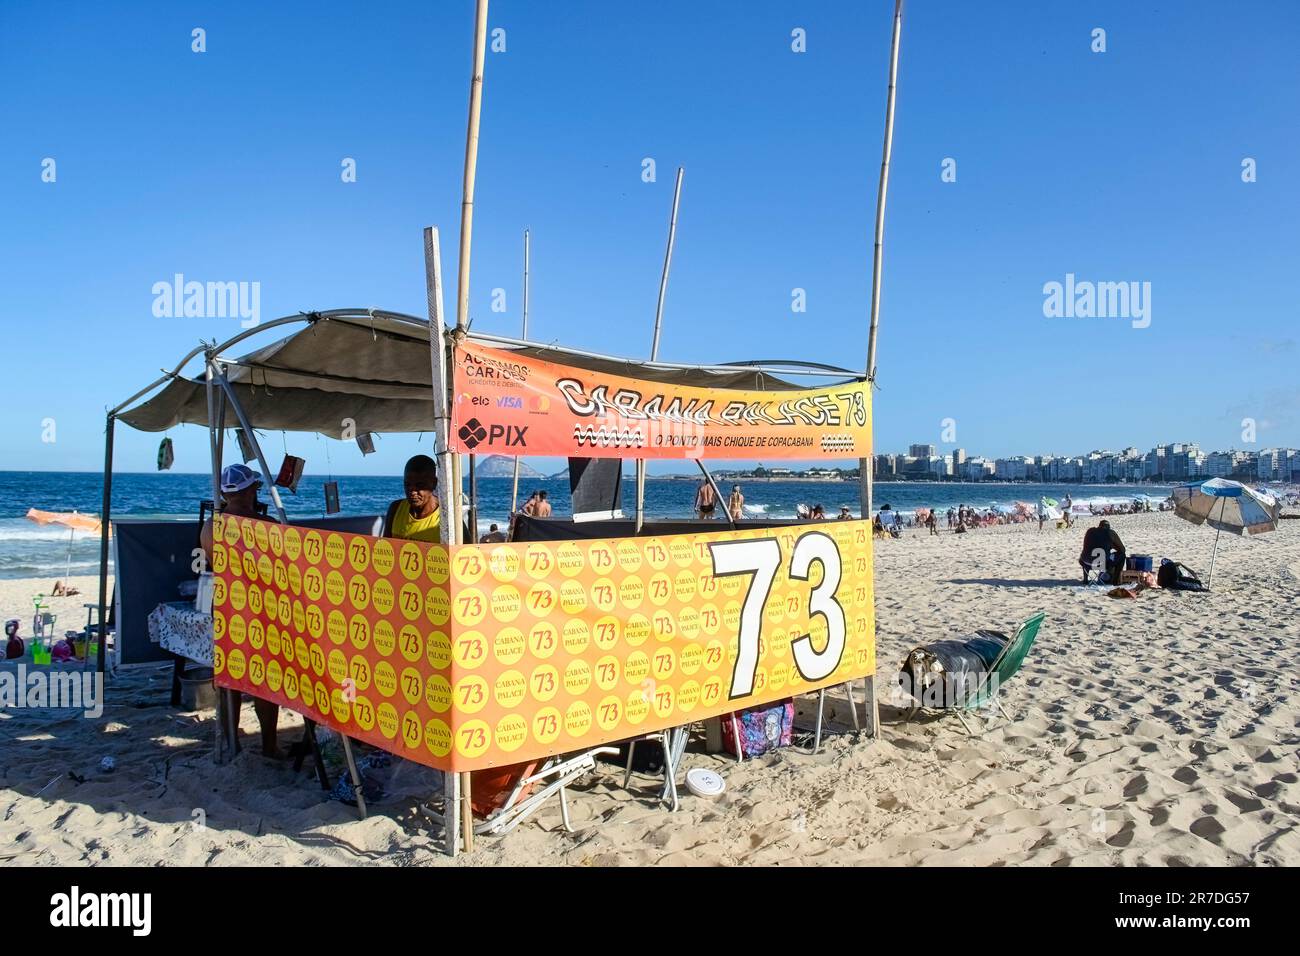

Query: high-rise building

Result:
[909,443,936,459]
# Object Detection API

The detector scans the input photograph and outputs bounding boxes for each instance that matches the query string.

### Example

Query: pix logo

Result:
[457,418,528,450]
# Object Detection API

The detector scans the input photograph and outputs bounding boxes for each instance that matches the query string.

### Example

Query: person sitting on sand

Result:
[51,580,79,597]
[728,485,745,522]
[383,455,442,542]
[694,479,717,519]
[1079,519,1126,584]
[480,523,505,544]
[838,505,853,520]
[810,504,826,520]
[199,464,282,757]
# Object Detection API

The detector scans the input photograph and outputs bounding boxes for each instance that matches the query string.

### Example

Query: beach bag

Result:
[721,699,794,757]
[1158,559,1207,592]
[899,630,1008,709]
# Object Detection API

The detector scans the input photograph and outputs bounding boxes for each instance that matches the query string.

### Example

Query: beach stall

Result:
[101,303,879,852]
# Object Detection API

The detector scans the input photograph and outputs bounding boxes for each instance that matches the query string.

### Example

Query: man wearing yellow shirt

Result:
[383,455,442,542]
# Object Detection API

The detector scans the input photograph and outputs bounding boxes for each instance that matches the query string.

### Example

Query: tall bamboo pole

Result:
[859,0,903,741]
[637,166,684,532]
[861,0,902,524]
[455,0,490,335]
[510,228,530,517]
[451,0,490,853]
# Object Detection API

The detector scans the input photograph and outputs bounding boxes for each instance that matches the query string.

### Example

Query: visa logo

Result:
[496,397,523,409]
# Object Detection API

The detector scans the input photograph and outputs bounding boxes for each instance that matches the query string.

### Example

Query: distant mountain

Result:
[477,455,545,478]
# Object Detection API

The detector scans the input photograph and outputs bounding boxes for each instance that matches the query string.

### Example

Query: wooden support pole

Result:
[637,166,684,532]
[96,415,114,676]
[861,0,903,740]
[455,0,490,335]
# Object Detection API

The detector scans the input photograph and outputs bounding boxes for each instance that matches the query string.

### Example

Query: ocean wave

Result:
[0,527,103,542]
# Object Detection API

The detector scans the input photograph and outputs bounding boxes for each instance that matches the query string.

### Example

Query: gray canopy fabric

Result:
[117,311,855,437]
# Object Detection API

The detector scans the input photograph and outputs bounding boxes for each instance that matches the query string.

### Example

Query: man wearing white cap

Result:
[200,464,282,756]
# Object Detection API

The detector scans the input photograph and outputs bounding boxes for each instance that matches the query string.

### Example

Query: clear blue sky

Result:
[2,0,1296,477]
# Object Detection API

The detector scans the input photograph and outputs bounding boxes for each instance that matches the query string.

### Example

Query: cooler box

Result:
[1127,555,1153,573]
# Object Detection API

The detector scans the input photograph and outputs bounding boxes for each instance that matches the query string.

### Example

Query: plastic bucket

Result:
[180,667,216,710]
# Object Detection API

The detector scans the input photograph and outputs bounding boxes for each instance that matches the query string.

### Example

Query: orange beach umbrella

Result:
[26,509,105,534]
[25,509,108,583]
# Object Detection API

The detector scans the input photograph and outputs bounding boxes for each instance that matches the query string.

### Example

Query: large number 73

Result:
[709,532,847,701]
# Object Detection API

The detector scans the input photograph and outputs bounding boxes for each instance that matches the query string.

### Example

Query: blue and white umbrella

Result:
[1172,478,1280,588]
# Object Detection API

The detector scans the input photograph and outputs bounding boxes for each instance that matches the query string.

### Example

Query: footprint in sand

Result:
[1189,816,1227,843]
[1224,791,1265,813]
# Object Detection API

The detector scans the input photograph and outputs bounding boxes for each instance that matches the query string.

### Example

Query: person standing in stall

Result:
[382,455,442,542]
[200,463,282,757]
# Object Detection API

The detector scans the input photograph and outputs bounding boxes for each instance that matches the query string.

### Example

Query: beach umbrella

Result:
[1172,479,1280,589]
[24,509,106,583]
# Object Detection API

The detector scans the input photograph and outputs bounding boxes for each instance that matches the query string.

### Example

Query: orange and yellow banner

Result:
[450,339,871,460]
[212,515,875,771]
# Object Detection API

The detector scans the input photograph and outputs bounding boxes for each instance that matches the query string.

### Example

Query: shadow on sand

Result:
[944,577,1073,589]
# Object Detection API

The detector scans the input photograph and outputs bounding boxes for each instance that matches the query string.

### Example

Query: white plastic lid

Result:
[685,768,725,798]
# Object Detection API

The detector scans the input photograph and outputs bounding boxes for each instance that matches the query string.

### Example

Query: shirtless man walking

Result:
[694,478,717,519]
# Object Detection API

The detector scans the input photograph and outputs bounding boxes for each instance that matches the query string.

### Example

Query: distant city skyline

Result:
[873,440,1300,484]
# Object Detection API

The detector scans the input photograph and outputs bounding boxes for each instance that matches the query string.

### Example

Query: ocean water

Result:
[0,470,1172,581]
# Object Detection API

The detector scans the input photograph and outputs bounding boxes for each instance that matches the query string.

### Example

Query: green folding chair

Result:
[904,611,1045,735]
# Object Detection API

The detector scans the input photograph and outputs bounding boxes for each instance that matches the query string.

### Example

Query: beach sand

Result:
[2,511,1297,866]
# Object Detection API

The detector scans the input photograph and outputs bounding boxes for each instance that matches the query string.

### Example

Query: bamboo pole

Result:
[637,166,684,532]
[861,0,903,523]
[510,228,530,516]
[649,167,684,362]
[859,0,903,742]
[452,0,490,852]
[455,0,490,335]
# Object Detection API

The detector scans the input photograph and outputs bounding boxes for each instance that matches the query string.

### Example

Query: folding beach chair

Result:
[901,611,1045,736]
[471,746,618,837]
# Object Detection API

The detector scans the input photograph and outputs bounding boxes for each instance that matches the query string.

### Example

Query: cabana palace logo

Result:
[0,665,104,718]
[151,273,261,328]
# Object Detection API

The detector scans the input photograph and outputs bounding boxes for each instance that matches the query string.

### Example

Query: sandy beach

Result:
[2,510,1297,867]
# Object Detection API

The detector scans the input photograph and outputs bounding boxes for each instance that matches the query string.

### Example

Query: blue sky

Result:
[2,0,1297,477]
